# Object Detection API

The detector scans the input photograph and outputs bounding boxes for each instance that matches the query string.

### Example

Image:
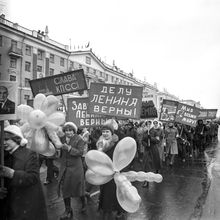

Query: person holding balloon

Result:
[0,125,48,220]
[96,122,125,220]
[57,122,86,220]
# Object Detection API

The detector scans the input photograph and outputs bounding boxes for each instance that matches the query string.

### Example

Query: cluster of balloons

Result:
[85,136,163,213]
[17,93,65,156]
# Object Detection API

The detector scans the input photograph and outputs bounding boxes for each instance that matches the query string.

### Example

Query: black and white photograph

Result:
[1,0,220,220]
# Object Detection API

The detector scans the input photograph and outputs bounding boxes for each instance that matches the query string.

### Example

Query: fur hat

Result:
[4,125,28,146]
[101,123,114,134]
[63,122,78,133]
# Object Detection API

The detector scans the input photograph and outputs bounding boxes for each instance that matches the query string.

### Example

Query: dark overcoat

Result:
[0,146,48,220]
[57,134,85,198]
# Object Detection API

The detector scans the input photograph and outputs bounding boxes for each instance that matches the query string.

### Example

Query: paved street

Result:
[40,135,219,220]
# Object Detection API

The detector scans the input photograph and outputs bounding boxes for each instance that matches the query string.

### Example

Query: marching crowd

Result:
[0,118,219,220]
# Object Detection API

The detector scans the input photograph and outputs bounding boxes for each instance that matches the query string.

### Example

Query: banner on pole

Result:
[88,83,143,119]
[0,81,18,121]
[67,97,108,127]
[159,99,178,122]
[175,103,200,127]
[29,69,87,96]
[198,109,218,120]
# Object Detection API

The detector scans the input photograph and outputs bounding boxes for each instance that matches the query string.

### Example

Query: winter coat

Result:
[98,134,123,213]
[0,146,48,220]
[57,134,85,198]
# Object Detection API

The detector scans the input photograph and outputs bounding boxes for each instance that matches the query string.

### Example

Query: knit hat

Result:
[4,125,28,146]
[63,122,78,133]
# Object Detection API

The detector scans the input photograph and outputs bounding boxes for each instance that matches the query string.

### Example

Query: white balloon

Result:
[28,109,47,129]
[33,93,47,110]
[85,169,113,185]
[17,104,33,122]
[85,150,115,176]
[44,95,59,116]
[113,137,137,171]
[47,112,66,126]
[42,142,56,157]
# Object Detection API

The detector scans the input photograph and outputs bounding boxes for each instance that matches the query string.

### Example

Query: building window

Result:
[25,78,30,87]
[86,56,91,65]
[25,45,31,56]
[106,74,108,81]
[111,76,114,82]
[24,95,30,100]
[50,54,54,63]
[10,57,17,68]
[49,68,54,76]
[60,57,64,67]
[25,61,31,72]
[60,71,64,75]
[11,40,17,48]
[86,67,89,73]
[0,54,1,65]
[0,36,2,47]
[79,64,82,69]
[70,61,74,68]
[37,65,42,72]
[10,75,16,81]
[37,50,43,60]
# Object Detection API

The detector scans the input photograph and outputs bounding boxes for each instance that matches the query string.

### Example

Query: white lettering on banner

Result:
[92,105,137,117]
[113,97,122,105]
[98,95,105,104]
[124,109,132,116]
[184,112,196,119]
[55,82,79,93]
[76,110,81,118]
[129,98,138,107]
[101,86,108,93]
[54,74,77,85]
[125,88,132,96]
[80,118,107,127]
[105,96,114,105]
[180,105,193,113]
[109,87,115,94]
[118,88,124,95]
[71,101,77,110]
[182,117,196,125]
[109,107,115,113]
[116,108,123,115]
[91,95,98,102]
[121,97,129,106]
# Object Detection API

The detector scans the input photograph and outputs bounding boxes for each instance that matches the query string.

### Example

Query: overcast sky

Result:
[2,0,220,115]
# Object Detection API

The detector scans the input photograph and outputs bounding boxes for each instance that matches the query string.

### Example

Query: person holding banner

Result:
[57,122,86,220]
[164,122,179,166]
[194,119,207,153]
[0,125,48,220]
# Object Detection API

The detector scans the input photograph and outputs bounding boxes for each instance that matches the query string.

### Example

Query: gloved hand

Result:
[62,143,71,152]
[0,187,7,199]
[0,165,15,179]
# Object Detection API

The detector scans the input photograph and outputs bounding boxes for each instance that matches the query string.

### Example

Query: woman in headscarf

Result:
[57,122,86,219]
[96,122,124,220]
[0,125,48,220]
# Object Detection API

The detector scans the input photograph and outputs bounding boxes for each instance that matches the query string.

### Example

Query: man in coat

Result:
[0,86,15,114]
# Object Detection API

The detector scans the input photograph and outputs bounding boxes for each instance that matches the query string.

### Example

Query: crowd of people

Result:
[0,117,219,220]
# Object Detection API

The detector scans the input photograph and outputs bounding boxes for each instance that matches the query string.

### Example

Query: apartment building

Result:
[0,14,179,111]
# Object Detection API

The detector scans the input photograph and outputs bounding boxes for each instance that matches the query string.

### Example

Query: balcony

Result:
[8,45,23,58]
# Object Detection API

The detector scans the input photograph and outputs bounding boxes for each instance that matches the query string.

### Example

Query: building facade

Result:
[0,14,181,112]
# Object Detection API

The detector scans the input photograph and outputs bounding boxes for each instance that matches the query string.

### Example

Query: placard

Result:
[67,97,107,127]
[198,109,218,120]
[0,81,18,121]
[175,103,200,127]
[29,69,87,96]
[140,100,158,119]
[88,83,143,119]
[159,99,178,122]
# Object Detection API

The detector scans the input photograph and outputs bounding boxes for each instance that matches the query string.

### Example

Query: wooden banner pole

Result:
[0,120,5,187]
